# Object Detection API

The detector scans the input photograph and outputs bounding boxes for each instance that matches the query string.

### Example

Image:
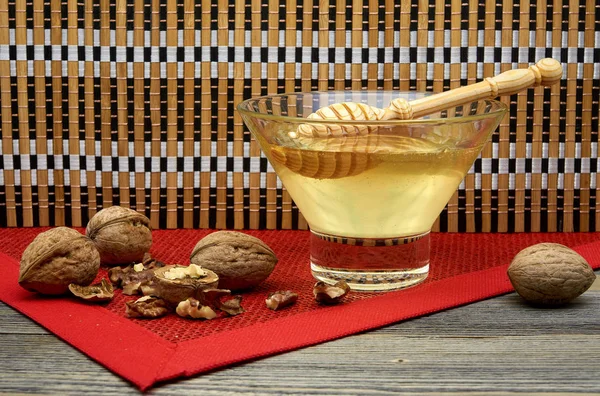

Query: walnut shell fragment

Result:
[126,296,170,319]
[108,254,165,296]
[86,206,152,265]
[313,281,350,305]
[151,264,219,305]
[507,243,596,305]
[68,279,114,302]
[218,295,245,316]
[266,290,298,311]
[189,231,278,291]
[19,227,100,295]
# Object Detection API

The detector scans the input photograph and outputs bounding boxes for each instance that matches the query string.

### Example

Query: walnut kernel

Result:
[176,298,218,320]
[125,296,170,319]
[163,264,207,280]
[266,290,298,310]
[313,281,350,305]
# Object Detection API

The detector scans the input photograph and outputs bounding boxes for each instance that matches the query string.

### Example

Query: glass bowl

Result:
[238,91,507,292]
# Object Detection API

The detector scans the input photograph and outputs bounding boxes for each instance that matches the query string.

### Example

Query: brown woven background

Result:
[0,0,598,232]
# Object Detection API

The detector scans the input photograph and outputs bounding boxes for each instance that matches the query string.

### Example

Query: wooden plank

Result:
[165,0,178,229]
[84,0,97,223]
[182,0,195,230]
[148,0,162,229]
[132,0,146,218]
[15,1,32,227]
[116,0,129,211]
[99,0,113,211]
[232,0,246,230]
[0,278,598,394]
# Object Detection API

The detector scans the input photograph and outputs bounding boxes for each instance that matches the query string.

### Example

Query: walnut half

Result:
[152,265,219,305]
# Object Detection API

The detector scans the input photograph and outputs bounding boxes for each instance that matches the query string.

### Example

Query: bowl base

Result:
[309,230,430,292]
[310,262,429,292]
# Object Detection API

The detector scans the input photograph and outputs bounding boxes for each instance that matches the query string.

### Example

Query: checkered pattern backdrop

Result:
[0,0,598,231]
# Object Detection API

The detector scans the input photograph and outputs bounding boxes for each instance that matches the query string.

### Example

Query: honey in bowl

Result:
[267,130,483,239]
[240,91,507,291]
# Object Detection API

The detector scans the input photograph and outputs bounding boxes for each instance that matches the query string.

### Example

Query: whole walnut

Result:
[507,243,596,305]
[19,227,100,295]
[190,231,278,291]
[86,206,152,265]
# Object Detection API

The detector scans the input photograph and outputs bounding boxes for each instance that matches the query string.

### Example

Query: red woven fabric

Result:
[0,228,599,390]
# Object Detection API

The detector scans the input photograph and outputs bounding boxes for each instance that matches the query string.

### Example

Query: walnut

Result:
[313,281,350,305]
[152,264,219,305]
[126,296,170,319]
[86,206,152,265]
[176,298,218,320]
[68,279,114,302]
[18,227,100,295]
[265,290,298,311]
[189,231,278,291]
[507,243,596,305]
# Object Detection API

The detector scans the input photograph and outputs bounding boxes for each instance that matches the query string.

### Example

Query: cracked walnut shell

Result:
[68,279,114,302]
[86,206,152,265]
[151,264,220,305]
[19,227,101,295]
[189,231,278,291]
[507,243,596,305]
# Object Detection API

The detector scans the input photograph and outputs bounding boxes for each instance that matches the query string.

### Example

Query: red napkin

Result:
[0,228,598,391]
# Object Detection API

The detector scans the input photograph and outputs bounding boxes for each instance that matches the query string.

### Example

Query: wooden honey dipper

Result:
[272,58,562,178]
[381,58,562,121]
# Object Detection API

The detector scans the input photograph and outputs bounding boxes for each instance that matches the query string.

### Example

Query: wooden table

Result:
[1,275,598,395]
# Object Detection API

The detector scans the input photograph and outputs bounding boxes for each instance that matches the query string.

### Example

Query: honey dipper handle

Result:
[383,58,563,120]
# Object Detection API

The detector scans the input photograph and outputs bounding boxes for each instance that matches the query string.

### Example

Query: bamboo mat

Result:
[0,0,597,232]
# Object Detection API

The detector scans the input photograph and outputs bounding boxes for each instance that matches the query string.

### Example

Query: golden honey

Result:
[266,131,483,239]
